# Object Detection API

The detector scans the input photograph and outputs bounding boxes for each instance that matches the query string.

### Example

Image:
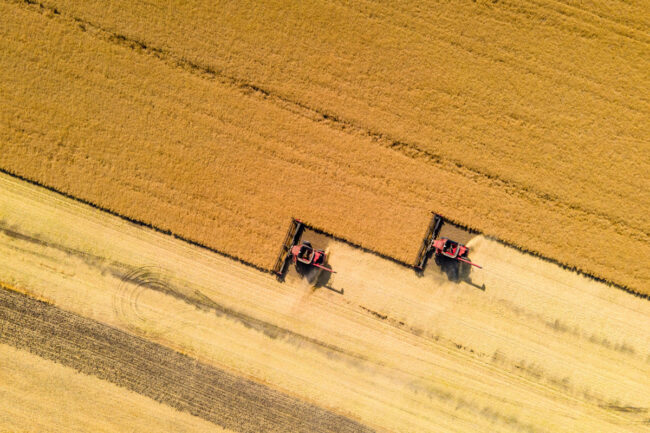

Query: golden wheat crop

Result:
[0,0,648,293]
[33,0,650,233]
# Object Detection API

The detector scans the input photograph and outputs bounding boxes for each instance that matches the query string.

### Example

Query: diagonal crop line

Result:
[9,0,649,242]
[1,163,648,302]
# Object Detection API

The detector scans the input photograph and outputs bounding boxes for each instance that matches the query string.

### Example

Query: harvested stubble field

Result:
[0,344,228,433]
[1,0,648,293]
[1,172,650,432]
[0,289,372,433]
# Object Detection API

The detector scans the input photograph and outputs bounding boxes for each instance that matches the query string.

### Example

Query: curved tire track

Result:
[0,288,375,433]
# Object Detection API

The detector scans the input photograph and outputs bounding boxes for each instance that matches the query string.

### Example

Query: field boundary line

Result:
[0,167,270,276]
[10,0,649,242]
[1,168,648,303]
[303,218,649,301]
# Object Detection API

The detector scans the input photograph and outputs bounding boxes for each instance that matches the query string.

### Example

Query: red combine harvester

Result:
[414,213,482,281]
[273,219,334,281]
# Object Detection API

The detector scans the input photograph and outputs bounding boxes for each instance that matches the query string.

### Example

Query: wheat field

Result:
[1,172,649,432]
[1,0,648,292]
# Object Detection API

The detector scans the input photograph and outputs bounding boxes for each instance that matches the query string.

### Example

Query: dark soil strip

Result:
[0,289,374,433]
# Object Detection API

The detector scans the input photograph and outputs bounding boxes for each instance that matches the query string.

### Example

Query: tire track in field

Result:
[0,288,375,433]
[110,264,372,365]
[519,0,650,44]
[0,220,372,363]
[10,0,649,244]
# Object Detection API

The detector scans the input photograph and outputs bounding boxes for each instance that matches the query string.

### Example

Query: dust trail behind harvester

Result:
[326,234,650,418]
[466,236,650,360]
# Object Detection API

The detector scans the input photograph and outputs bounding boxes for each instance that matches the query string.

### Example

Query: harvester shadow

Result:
[294,260,341,294]
[314,265,333,288]
[312,265,343,294]
[416,257,485,291]
[322,285,344,295]
[465,279,486,291]
[292,261,340,294]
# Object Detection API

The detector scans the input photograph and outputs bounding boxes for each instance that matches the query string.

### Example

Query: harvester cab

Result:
[273,219,334,281]
[294,242,314,263]
[415,213,482,281]
[435,238,468,259]
[292,241,322,265]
